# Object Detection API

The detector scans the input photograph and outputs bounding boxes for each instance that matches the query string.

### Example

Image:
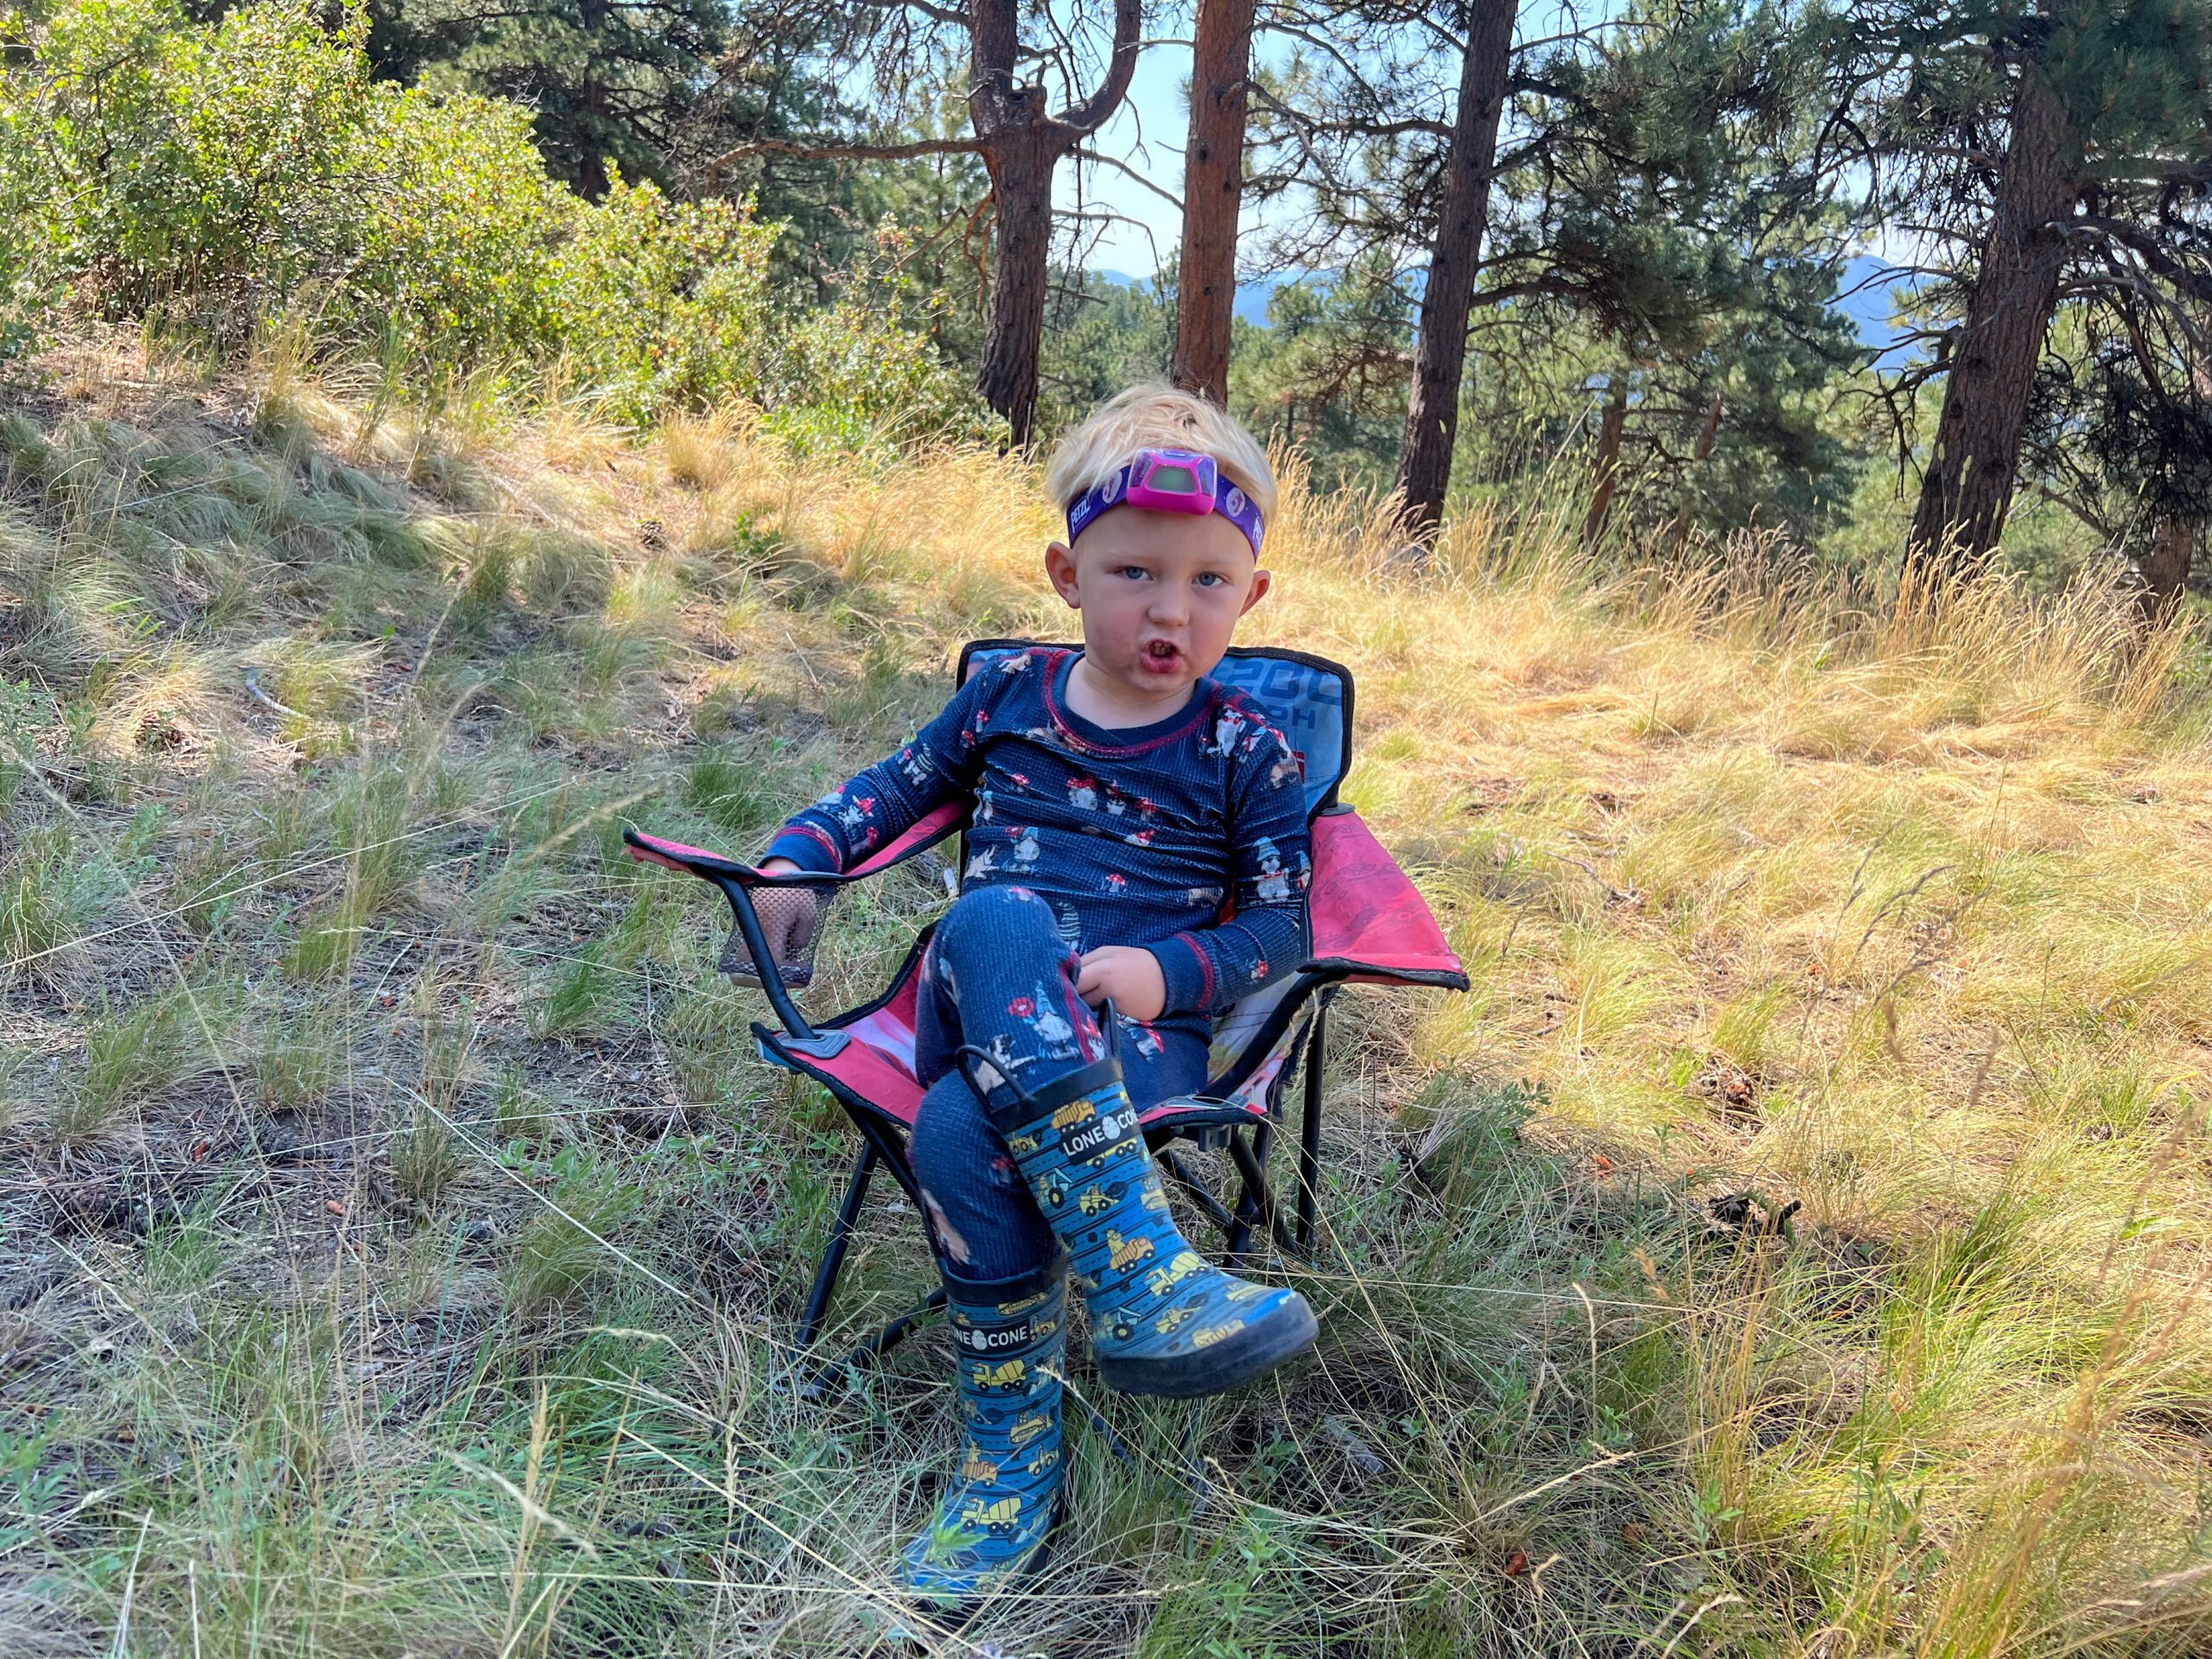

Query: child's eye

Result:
[1118,565,1150,581]
[1194,572,1227,588]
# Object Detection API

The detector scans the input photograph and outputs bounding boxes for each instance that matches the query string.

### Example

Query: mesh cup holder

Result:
[721,880,838,988]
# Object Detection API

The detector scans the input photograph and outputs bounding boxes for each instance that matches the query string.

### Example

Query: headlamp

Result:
[1065,447,1264,556]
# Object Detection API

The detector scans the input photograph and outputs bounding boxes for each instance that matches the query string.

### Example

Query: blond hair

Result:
[1045,384,1278,532]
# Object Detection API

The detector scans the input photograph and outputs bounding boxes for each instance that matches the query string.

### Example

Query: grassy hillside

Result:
[2,329,2209,1657]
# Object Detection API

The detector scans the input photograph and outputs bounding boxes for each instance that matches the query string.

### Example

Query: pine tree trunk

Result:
[2139,518,2194,619]
[1664,389,1725,554]
[1581,383,1628,548]
[1171,0,1255,405]
[963,0,1140,445]
[1907,61,2075,571]
[1393,0,1517,546]
[975,122,1059,447]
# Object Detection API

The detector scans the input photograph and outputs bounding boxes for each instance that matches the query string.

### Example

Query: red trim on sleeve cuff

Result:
[766,823,843,872]
[1176,931,1216,1010]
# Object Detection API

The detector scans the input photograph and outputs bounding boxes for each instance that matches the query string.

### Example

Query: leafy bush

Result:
[29,0,371,318]
[340,83,569,366]
[761,225,1002,450]
[0,71,46,365]
[1,0,993,438]
[547,175,779,419]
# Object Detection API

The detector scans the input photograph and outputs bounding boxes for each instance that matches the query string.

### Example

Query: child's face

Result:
[1045,500,1271,702]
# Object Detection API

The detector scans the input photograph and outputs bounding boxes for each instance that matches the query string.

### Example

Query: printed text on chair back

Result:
[956,641,1351,819]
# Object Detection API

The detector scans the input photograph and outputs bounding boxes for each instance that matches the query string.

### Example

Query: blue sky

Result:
[1055,39,1221,275]
[1053,16,1911,348]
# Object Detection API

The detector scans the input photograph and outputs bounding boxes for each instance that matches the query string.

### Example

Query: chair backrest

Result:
[955,640,1353,819]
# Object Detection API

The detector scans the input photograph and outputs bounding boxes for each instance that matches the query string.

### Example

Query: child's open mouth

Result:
[1141,640,1182,673]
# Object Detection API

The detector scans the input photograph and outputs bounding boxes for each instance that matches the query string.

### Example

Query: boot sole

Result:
[1095,1294,1319,1398]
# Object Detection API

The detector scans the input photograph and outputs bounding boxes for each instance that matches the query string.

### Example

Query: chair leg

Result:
[1226,1124,1302,1261]
[1297,1003,1327,1252]
[1155,1144,1242,1233]
[853,1285,948,1364]
[1222,1127,1265,1266]
[796,1141,878,1352]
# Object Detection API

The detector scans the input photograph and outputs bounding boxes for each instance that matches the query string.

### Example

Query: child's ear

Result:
[1238,567,1273,615]
[1046,541,1083,608]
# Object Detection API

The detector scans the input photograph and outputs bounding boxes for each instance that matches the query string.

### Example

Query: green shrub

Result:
[545,175,778,419]
[2,0,992,438]
[761,226,1002,450]
[30,0,370,318]
[341,84,569,366]
[0,77,48,363]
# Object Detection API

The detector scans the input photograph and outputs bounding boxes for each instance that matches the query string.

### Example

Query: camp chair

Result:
[624,641,1467,1376]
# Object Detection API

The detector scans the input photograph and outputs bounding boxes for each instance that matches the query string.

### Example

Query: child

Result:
[760,385,1318,1603]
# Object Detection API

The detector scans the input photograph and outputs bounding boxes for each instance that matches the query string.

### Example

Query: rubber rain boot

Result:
[958,1040,1318,1400]
[898,1255,1068,1605]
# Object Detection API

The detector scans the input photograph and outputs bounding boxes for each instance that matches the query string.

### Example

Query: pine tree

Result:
[1171,0,1259,405]
[375,0,731,195]
[1248,0,1856,544]
[703,0,1141,445]
[1840,0,2212,572]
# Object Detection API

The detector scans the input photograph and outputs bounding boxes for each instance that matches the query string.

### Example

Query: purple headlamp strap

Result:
[1065,448,1266,556]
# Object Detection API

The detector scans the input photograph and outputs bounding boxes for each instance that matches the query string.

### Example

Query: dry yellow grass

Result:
[1,334,2208,1656]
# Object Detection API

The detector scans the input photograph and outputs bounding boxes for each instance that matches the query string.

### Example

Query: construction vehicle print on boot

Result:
[1191,1319,1247,1349]
[1026,1446,1059,1478]
[1006,1410,1051,1449]
[1144,1249,1206,1299]
[959,1448,1001,1483]
[958,1495,1024,1538]
[971,1357,1026,1389]
[1051,1099,1097,1131]
[1076,1179,1127,1217]
[1106,1230,1154,1272]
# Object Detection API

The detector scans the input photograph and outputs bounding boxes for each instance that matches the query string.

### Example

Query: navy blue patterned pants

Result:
[909,887,1211,1279]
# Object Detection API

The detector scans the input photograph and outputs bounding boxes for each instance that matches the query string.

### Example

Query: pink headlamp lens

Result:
[1124,449,1217,513]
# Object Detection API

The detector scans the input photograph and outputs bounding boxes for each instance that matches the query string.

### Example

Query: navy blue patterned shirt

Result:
[766,647,1313,1016]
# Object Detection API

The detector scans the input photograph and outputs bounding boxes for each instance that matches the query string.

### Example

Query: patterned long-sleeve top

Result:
[766,647,1313,1017]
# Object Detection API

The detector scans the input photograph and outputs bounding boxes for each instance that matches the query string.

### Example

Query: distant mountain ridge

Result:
[1092,270,1279,325]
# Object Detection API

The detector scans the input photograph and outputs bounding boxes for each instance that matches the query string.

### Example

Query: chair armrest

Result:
[622,803,971,1039]
[623,799,968,889]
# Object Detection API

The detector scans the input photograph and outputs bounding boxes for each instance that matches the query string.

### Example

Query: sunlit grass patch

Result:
[252,1004,343,1109]
[53,991,194,1145]
[507,1186,636,1311]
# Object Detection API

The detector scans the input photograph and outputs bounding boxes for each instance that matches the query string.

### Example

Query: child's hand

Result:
[1076,946,1167,1021]
[752,858,817,968]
